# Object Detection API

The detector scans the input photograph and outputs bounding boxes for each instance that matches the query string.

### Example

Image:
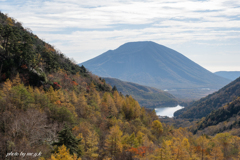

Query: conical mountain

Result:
[81,41,230,94]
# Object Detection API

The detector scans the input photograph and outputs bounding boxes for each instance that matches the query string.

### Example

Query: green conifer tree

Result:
[52,124,82,157]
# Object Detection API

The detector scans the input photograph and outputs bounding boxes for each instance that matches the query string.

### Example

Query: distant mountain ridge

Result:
[104,77,178,108]
[215,71,240,81]
[80,41,230,99]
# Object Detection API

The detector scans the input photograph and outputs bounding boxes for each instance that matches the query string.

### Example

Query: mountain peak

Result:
[114,41,156,54]
[80,41,230,99]
[125,41,157,45]
[117,41,161,50]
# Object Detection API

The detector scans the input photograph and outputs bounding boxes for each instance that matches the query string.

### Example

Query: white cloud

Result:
[1,0,240,71]
[3,0,240,31]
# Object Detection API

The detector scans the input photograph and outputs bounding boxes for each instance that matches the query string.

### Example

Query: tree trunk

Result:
[0,63,3,82]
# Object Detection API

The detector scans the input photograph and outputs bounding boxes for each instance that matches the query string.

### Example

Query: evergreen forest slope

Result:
[104,77,178,108]
[0,12,92,87]
[191,97,240,136]
[1,12,240,160]
[175,77,240,119]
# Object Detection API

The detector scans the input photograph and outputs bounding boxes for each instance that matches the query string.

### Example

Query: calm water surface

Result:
[155,105,184,118]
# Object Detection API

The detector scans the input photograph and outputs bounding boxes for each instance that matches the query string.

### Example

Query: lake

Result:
[155,105,184,118]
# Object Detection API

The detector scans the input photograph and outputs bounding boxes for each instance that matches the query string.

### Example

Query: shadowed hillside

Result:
[175,77,240,119]
[191,97,240,136]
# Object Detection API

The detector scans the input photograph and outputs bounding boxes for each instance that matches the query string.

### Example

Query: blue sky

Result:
[1,0,240,72]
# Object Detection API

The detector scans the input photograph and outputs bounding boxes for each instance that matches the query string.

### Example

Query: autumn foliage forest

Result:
[1,12,240,160]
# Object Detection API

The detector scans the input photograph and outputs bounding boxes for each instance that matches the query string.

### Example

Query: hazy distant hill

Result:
[81,41,230,99]
[215,71,240,81]
[104,77,178,108]
[175,77,240,119]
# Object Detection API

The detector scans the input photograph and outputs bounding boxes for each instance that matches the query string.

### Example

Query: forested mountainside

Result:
[0,12,91,87]
[104,77,178,108]
[175,76,240,119]
[1,12,240,160]
[191,97,240,136]
[215,71,240,81]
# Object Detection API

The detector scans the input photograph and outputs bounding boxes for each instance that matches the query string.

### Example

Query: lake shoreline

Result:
[155,105,184,118]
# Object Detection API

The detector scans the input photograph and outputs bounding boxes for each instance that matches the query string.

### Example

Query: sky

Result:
[1,0,240,72]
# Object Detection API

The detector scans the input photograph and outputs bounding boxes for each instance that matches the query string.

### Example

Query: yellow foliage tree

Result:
[196,135,209,160]
[151,120,163,138]
[170,138,186,160]
[65,103,77,118]
[47,86,59,103]
[34,87,41,94]
[57,90,65,103]
[136,131,145,146]
[12,73,21,86]
[113,91,123,111]
[27,85,34,94]
[210,146,224,160]
[3,78,12,93]
[85,130,99,159]
[181,138,190,152]
[152,143,170,160]
[71,91,78,104]
[6,17,14,26]
[88,82,101,109]
[48,145,81,160]
[101,93,118,117]
[105,125,123,157]
[124,133,139,148]
[75,94,89,118]
[214,133,232,158]
[122,96,141,120]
